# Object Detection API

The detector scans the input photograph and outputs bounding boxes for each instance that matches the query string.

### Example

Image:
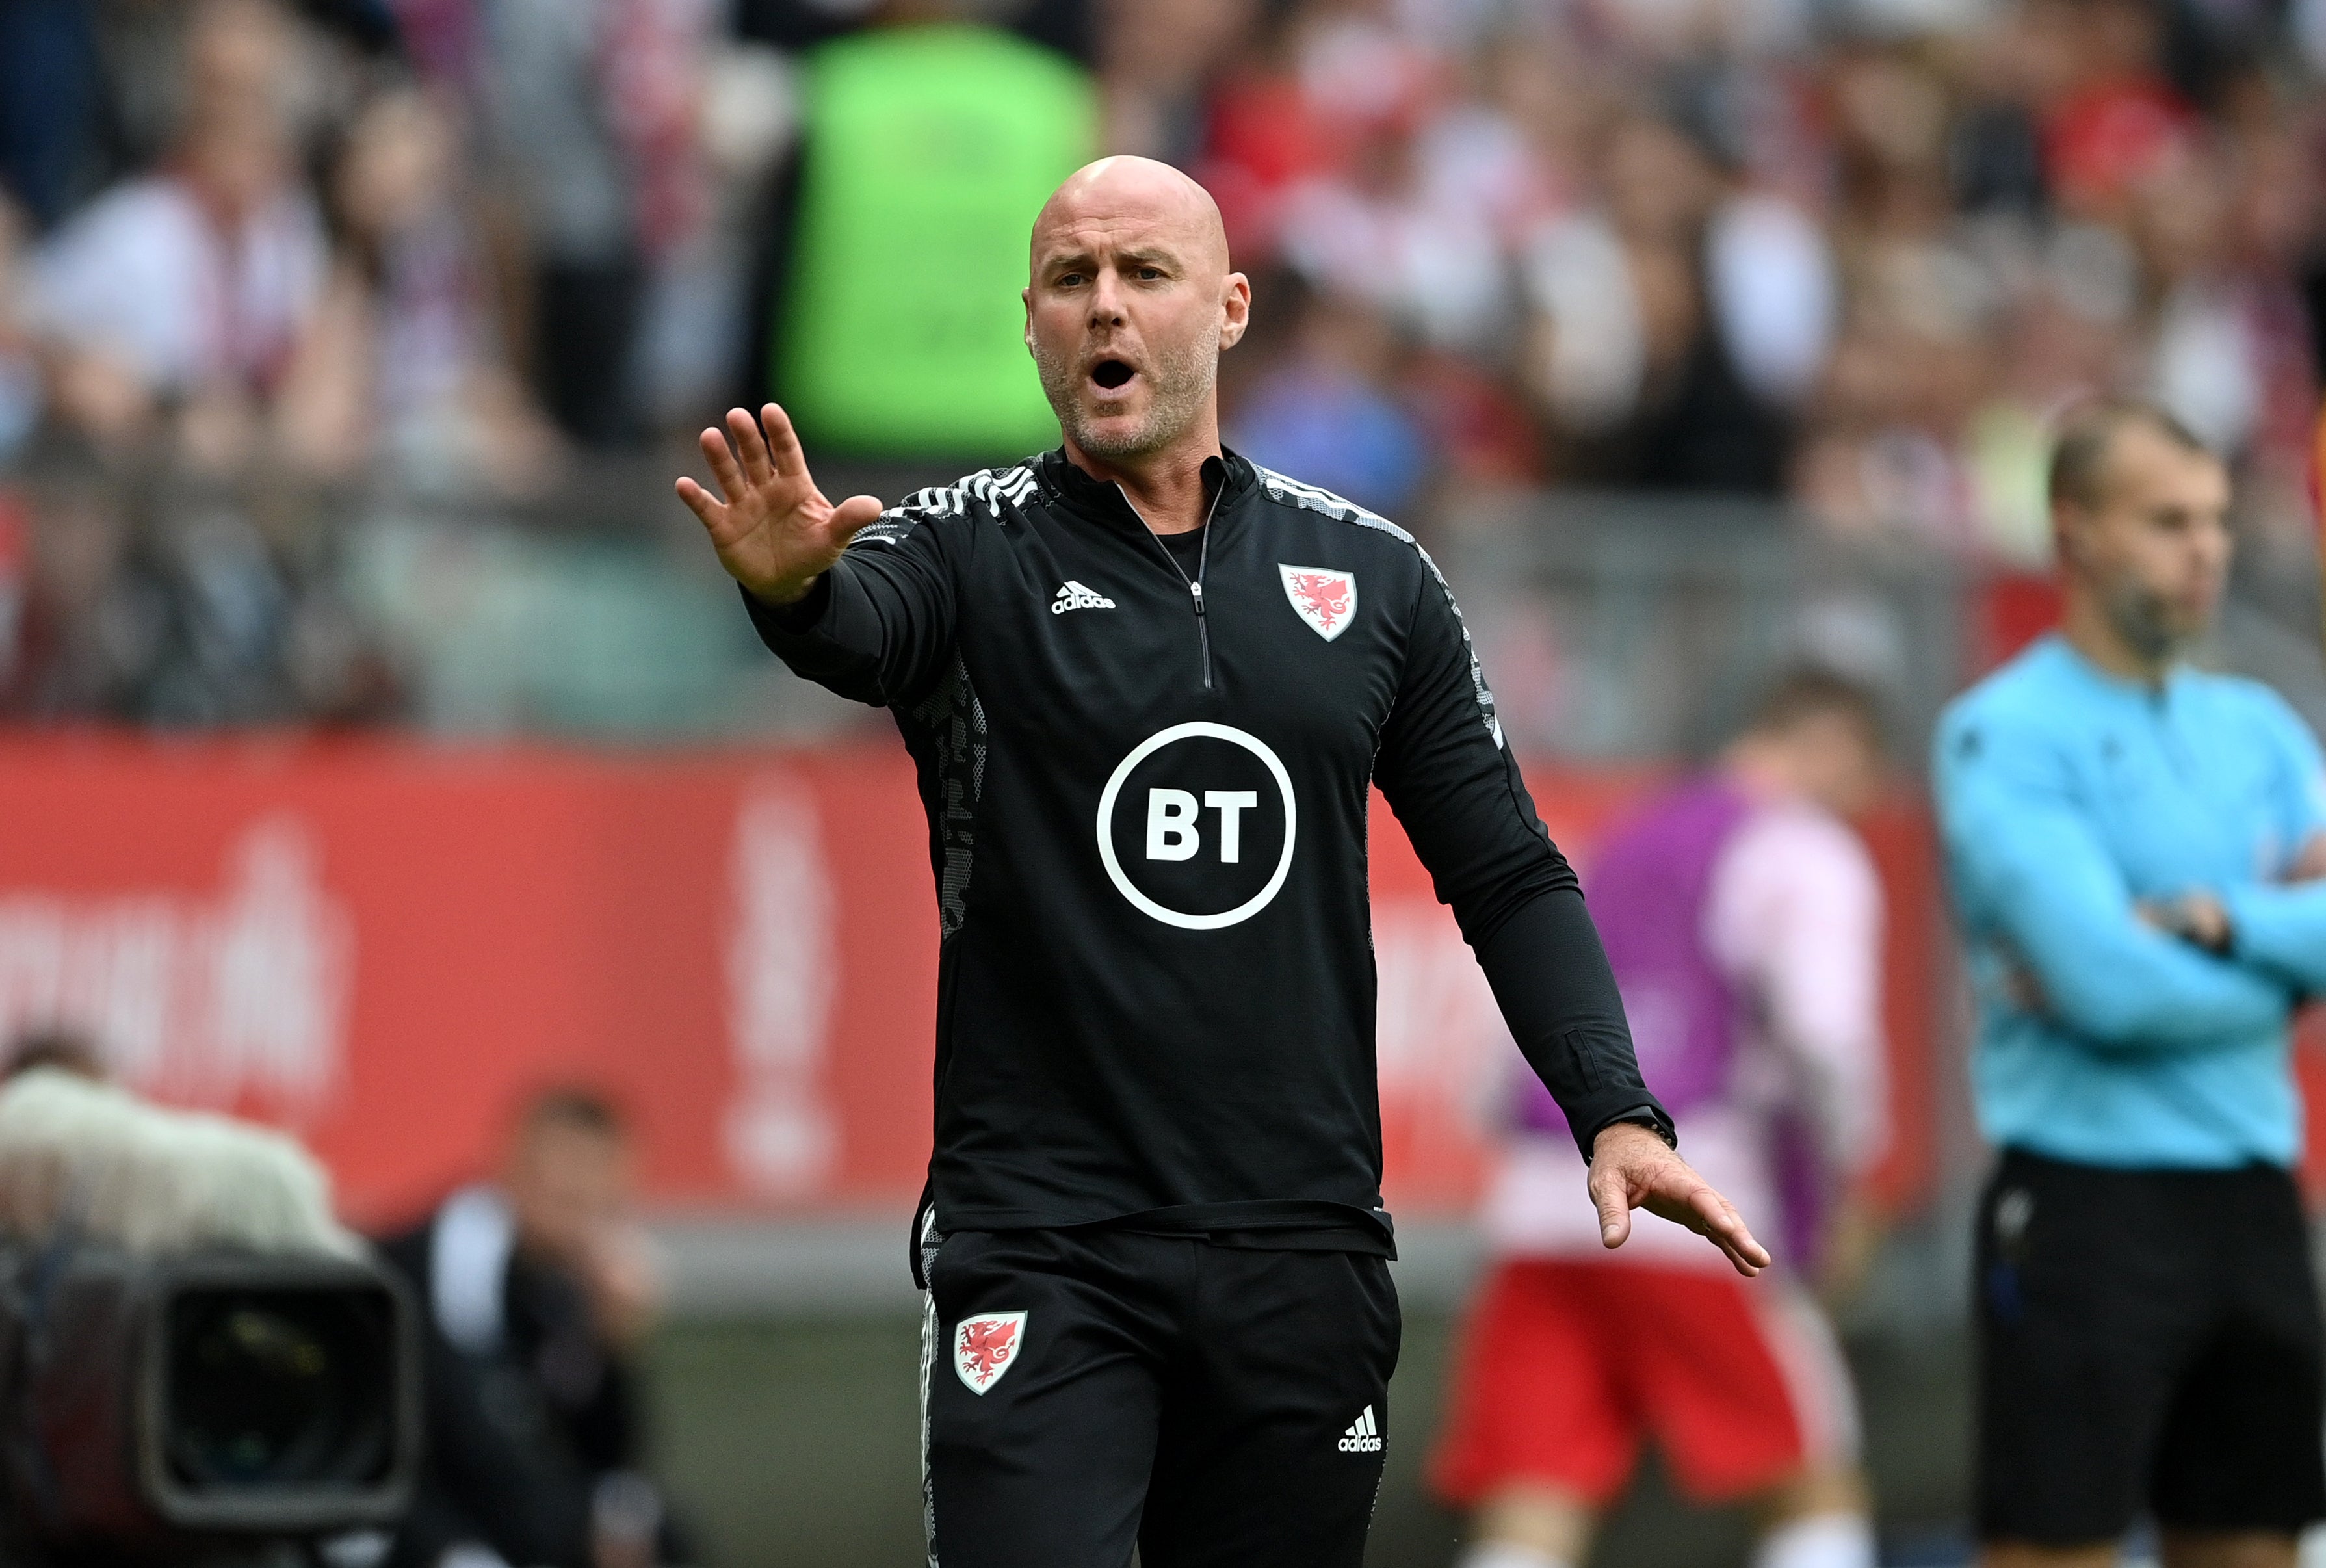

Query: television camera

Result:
[0,1071,419,1567]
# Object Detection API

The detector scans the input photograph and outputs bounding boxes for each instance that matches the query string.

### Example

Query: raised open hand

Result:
[675,404,885,607]
[1588,1121,1771,1277]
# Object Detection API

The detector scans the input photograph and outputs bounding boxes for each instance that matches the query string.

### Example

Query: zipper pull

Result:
[1190,581,1207,616]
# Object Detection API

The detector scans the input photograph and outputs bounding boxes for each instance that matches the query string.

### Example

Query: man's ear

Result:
[1219,272,1251,350]
[2052,504,2084,572]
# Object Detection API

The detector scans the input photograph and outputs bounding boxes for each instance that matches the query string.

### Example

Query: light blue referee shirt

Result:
[1933,633,2326,1169]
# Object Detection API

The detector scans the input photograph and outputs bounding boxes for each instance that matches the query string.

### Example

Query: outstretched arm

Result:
[1374,551,1767,1276]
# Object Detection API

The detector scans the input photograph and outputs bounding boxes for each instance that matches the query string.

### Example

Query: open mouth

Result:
[1090,359,1136,391]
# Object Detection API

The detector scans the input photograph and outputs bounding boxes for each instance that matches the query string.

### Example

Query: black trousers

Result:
[1976,1149,2326,1544]
[921,1227,1400,1568]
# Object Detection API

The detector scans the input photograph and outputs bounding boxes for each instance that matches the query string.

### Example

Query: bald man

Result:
[677,157,1765,1568]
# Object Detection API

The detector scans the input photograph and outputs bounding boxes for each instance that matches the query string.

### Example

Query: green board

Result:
[776,26,1095,459]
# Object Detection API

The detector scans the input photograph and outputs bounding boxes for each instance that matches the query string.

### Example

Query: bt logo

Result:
[1143,789,1260,863]
[1097,723,1296,930]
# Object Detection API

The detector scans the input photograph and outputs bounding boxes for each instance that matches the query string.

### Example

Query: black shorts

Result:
[920,1225,1400,1568]
[1976,1148,2326,1545]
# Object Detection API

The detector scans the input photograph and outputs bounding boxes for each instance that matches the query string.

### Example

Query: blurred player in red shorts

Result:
[1433,669,1892,1568]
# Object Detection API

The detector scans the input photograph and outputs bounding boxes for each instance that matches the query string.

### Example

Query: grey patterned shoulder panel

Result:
[857,464,1039,547]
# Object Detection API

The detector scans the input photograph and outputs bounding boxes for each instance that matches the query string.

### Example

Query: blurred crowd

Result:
[0,0,2322,724]
[1181,0,2326,562]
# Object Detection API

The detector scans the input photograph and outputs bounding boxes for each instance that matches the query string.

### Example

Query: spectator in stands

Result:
[1227,285,1430,517]
[382,1086,689,1568]
[1268,0,1522,353]
[0,196,41,466]
[278,83,562,492]
[1523,112,1829,494]
[0,0,109,235]
[469,0,712,447]
[1,0,2323,728]
[0,469,129,720]
[0,454,399,727]
[1096,0,1255,166]
[23,0,327,465]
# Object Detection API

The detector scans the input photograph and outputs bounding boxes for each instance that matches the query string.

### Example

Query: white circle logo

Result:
[1095,722,1298,930]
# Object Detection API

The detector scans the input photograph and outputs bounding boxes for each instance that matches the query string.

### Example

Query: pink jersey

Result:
[1481,789,1888,1269]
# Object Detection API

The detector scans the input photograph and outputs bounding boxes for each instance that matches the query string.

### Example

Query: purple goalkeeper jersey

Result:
[1516,777,1754,1138]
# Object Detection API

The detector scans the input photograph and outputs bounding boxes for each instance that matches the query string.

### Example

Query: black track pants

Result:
[921,1227,1400,1568]
[1976,1149,2326,1543]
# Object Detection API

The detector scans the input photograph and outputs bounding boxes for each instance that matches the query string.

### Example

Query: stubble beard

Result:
[1033,332,1218,461]
[2104,579,2204,665]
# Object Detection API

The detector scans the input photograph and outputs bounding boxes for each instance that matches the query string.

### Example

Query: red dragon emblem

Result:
[1292,574,1351,627]
[953,1312,1027,1394]
[1278,565,1359,642]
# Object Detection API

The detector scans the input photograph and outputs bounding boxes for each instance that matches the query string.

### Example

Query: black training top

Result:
[748,447,1669,1255]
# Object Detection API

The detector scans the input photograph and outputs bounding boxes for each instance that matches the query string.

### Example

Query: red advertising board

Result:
[0,737,1942,1229]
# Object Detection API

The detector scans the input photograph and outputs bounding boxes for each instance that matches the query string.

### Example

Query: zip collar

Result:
[1034,445,1256,531]
[1036,446,1252,692]
[1123,468,1227,691]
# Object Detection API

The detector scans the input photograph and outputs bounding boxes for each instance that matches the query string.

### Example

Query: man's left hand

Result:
[2137,891,2232,953]
[1588,1122,1771,1277]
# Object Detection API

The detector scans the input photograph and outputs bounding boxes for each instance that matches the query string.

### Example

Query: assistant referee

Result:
[1937,400,2326,1568]
[675,156,1767,1568]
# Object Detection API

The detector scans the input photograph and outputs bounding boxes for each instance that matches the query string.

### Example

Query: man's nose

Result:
[1088,269,1128,326]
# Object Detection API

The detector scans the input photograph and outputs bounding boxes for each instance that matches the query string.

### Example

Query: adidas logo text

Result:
[1051,581,1117,615]
[1337,1405,1382,1452]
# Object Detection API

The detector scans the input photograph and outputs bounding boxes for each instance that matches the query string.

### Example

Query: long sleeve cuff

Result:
[2225,882,2326,991]
[741,573,836,646]
[1474,886,1672,1161]
[740,563,893,685]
